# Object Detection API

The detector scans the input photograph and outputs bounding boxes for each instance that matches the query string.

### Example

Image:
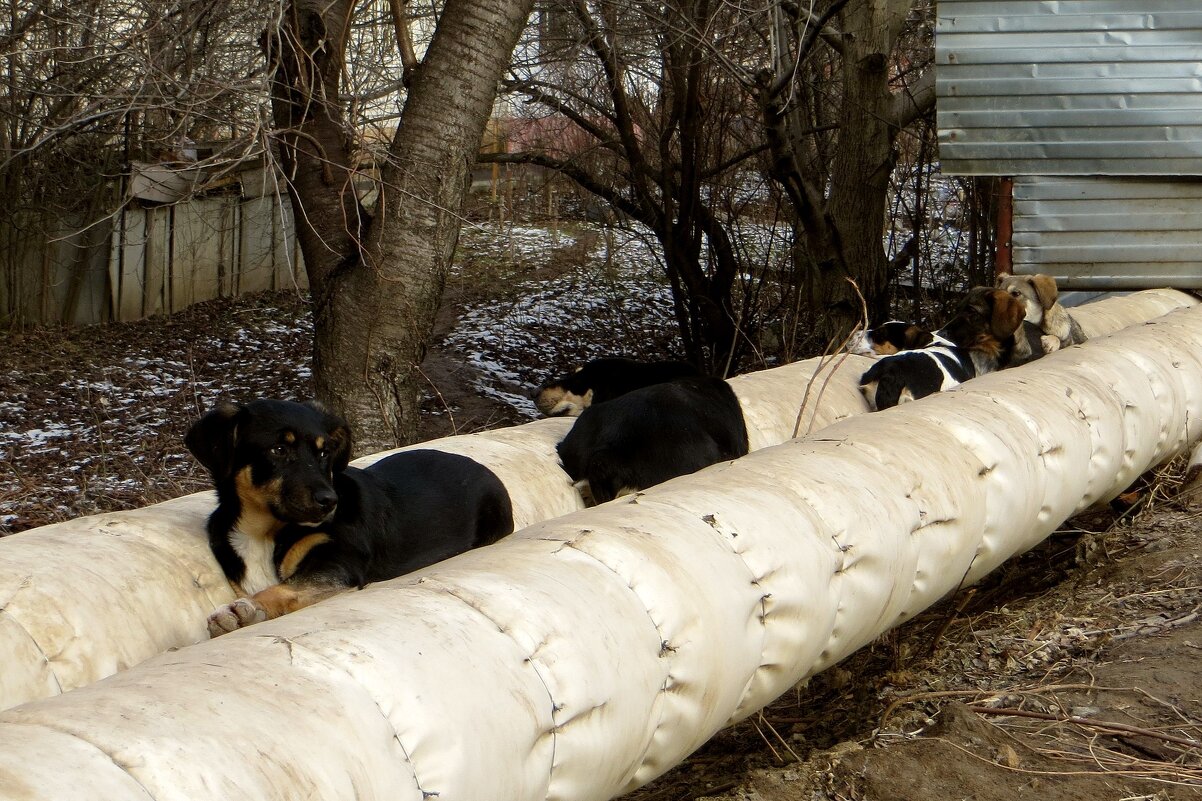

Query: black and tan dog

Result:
[556,375,748,505]
[859,287,1027,410]
[940,286,1029,374]
[534,357,700,417]
[186,399,514,637]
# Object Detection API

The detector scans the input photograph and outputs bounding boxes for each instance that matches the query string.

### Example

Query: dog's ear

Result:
[325,423,353,472]
[994,272,1012,286]
[989,289,1026,339]
[903,325,933,349]
[185,401,242,479]
[306,400,353,472]
[1031,274,1058,310]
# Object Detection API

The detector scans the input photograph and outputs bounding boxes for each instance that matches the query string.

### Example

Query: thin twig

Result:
[930,737,1202,785]
[965,706,1202,749]
[790,278,869,439]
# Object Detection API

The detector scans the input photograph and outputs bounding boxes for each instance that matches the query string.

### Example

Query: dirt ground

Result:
[2,267,1201,797]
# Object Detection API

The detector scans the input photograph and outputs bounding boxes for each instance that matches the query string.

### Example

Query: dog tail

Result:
[872,371,912,410]
[860,362,908,411]
[584,448,631,505]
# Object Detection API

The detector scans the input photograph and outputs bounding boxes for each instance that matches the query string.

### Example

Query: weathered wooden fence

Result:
[0,191,304,327]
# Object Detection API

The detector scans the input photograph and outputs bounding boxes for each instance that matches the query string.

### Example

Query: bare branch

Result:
[891,66,936,129]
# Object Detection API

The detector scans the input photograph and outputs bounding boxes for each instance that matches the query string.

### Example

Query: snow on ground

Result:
[0,223,684,533]
[0,293,316,533]
[444,222,682,418]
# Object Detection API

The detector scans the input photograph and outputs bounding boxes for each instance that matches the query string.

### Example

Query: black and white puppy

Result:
[556,376,748,505]
[844,320,944,357]
[860,287,1027,411]
[186,399,514,636]
[534,356,700,417]
[858,345,974,411]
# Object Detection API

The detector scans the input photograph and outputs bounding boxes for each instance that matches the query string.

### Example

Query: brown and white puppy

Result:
[997,273,1087,353]
[859,287,1027,411]
[534,357,700,417]
[844,321,948,357]
[186,399,514,637]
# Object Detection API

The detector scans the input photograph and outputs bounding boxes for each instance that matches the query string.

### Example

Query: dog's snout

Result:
[313,488,338,511]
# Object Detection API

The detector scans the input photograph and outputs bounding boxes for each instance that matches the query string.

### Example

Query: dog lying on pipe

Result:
[844,320,948,357]
[186,399,514,637]
[997,272,1087,354]
[859,287,1027,411]
[534,357,700,417]
[556,375,749,505]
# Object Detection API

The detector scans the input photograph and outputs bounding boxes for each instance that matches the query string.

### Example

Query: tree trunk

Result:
[819,0,910,342]
[270,0,534,454]
[760,0,933,350]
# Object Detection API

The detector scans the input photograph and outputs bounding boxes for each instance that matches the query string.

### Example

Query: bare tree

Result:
[0,0,275,322]
[487,0,936,366]
[758,0,936,345]
[491,0,788,373]
[1,0,534,448]
[267,0,535,451]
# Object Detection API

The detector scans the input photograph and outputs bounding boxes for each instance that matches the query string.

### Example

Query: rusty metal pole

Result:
[994,176,1014,277]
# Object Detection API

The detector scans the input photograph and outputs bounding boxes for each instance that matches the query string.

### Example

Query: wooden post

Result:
[994,176,1014,277]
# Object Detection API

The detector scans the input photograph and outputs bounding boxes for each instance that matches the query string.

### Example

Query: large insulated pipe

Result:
[0,289,1192,714]
[0,301,1199,801]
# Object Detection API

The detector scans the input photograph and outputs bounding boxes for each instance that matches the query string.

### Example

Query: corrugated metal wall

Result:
[936,1,1202,177]
[1013,176,1202,289]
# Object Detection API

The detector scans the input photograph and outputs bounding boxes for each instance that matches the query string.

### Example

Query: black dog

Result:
[186,399,514,636]
[556,376,748,505]
[534,357,700,417]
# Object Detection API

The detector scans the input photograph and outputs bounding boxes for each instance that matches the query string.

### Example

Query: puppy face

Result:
[186,400,352,526]
[535,357,701,416]
[845,321,935,356]
[941,287,1026,356]
[534,367,593,417]
[997,273,1059,324]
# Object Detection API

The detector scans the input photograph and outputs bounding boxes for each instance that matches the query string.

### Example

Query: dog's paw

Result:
[207,597,267,637]
[1040,335,1061,353]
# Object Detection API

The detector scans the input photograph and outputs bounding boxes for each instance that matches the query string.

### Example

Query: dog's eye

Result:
[270,444,287,457]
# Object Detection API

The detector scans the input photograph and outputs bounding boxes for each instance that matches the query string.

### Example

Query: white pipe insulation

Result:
[0,299,1200,801]
[0,288,1192,717]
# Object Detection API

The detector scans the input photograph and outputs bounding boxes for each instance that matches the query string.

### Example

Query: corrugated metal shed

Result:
[936,1,1202,176]
[1012,176,1202,289]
